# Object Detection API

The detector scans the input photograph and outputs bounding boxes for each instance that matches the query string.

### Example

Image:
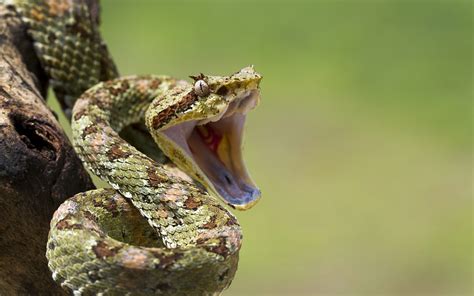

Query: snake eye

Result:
[194,80,210,97]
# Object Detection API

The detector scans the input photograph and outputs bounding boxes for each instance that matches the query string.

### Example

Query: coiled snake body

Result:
[5,0,262,294]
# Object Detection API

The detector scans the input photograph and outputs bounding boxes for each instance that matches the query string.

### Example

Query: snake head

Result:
[146,66,262,210]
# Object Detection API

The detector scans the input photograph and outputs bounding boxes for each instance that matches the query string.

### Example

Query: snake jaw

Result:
[154,74,262,210]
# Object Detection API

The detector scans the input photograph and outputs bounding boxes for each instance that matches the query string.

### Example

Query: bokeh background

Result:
[49,1,472,295]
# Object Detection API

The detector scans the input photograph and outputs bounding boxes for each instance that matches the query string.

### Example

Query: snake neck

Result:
[72,76,241,251]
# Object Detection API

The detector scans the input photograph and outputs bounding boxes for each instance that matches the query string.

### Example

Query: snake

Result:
[3,0,262,294]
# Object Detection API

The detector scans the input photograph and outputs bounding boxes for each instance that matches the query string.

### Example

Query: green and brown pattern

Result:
[48,189,239,295]
[6,0,118,117]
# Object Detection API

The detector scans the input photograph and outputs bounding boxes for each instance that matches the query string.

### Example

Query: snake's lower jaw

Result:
[232,195,261,210]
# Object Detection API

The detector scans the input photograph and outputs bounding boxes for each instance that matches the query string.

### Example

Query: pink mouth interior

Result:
[162,90,261,207]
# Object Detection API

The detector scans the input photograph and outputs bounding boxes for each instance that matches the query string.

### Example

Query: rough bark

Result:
[0,5,94,294]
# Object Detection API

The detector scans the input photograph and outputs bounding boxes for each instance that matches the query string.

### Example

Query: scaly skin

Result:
[48,189,239,295]
[6,0,262,294]
[5,0,118,117]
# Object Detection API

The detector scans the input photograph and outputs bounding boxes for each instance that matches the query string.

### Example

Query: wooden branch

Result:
[0,5,94,294]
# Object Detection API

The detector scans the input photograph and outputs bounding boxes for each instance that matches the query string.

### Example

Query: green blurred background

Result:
[49,0,472,295]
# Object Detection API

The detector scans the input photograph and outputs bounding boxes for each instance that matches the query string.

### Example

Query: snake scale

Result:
[4,0,262,294]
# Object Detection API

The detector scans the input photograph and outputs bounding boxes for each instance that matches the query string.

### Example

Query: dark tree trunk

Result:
[0,5,94,294]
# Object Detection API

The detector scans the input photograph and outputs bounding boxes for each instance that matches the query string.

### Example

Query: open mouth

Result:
[161,90,261,209]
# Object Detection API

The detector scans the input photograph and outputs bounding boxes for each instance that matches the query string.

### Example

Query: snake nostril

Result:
[216,85,229,96]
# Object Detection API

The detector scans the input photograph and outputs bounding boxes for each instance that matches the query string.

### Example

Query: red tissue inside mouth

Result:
[197,126,223,154]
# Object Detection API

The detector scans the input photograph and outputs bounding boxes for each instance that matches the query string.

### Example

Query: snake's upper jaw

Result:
[161,88,261,210]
